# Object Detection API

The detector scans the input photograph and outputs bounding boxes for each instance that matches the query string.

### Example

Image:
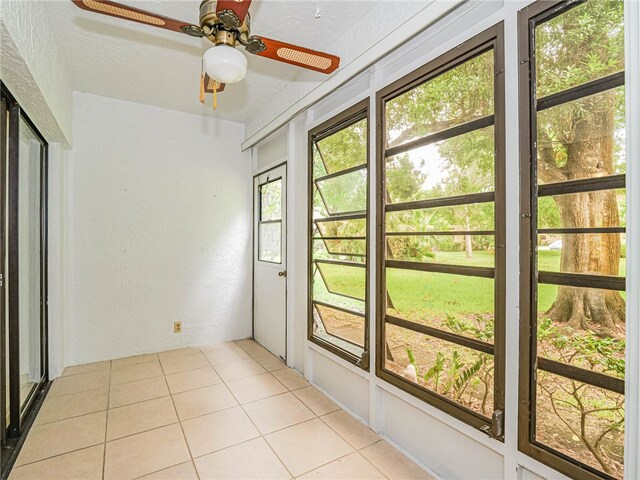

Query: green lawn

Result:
[315,250,626,317]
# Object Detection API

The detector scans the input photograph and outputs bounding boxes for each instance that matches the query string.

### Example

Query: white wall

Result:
[253,129,288,172]
[624,0,640,475]
[63,92,252,366]
[0,0,72,144]
[48,144,69,378]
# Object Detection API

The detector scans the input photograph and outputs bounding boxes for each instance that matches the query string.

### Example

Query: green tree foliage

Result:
[385,51,494,147]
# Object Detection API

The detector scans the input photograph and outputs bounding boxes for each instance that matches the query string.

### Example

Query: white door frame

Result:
[252,160,288,360]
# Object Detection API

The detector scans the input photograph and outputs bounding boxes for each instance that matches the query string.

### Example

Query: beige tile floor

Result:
[9,339,434,480]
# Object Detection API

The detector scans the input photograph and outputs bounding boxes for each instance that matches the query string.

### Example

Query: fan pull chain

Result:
[199,72,205,104]
[213,82,218,110]
[199,58,205,104]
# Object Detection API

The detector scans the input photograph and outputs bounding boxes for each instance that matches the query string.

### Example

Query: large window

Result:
[376,25,505,434]
[518,1,626,479]
[308,100,370,368]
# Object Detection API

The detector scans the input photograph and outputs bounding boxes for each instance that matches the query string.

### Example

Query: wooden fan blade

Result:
[250,37,340,74]
[204,74,226,93]
[71,0,203,37]
[216,0,252,25]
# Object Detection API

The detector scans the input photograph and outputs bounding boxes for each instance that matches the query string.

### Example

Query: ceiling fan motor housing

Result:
[199,0,219,30]
[199,0,248,46]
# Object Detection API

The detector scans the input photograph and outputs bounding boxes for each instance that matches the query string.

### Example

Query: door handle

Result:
[278,271,287,277]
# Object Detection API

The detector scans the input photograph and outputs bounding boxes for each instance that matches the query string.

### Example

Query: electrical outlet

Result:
[174,321,182,333]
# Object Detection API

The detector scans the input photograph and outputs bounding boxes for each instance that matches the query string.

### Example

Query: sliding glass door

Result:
[0,85,48,472]
[16,115,45,410]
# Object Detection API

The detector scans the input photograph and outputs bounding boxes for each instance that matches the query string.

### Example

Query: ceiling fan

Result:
[71,0,341,107]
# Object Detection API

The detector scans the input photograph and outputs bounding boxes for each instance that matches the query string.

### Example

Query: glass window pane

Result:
[315,262,366,301]
[538,189,625,230]
[312,268,365,314]
[386,126,495,204]
[313,303,365,348]
[315,218,367,238]
[260,180,281,221]
[386,269,495,344]
[258,222,281,263]
[535,1,624,98]
[312,147,329,178]
[537,283,625,339]
[18,118,43,407]
[385,51,494,149]
[535,371,624,478]
[312,189,329,218]
[316,168,367,215]
[315,118,367,174]
[313,238,366,259]
[537,87,625,184]
[386,203,494,233]
[537,285,625,378]
[537,233,625,277]
[384,323,495,417]
[388,235,494,267]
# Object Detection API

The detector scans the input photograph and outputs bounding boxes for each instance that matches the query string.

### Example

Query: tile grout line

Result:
[228,341,297,480]
[46,384,108,399]
[165,365,221,382]
[34,400,110,426]
[59,365,111,378]
[231,341,382,479]
[166,378,224,397]
[108,384,171,409]
[293,450,364,479]
[11,443,107,471]
[107,419,183,443]
[357,440,394,480]
[317,411,380,451]
[314,415,391,479]
[159,353,202,480]
[110,362,166,388]
[111,355,159,370]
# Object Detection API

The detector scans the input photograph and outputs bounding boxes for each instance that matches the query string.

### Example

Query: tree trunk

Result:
[538,91,625,334]
[465,217,473,259]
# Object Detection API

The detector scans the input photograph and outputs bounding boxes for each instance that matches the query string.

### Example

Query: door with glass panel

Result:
[0,87,48,469]
[253,163,287,360]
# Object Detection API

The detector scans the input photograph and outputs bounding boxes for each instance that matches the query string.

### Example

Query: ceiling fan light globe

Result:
[203,45,247,84]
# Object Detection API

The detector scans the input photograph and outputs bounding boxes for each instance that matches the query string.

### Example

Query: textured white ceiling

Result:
[45,0,379,123]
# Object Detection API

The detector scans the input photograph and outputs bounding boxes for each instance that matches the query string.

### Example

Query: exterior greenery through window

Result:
[518,1,626,479]
[376,25,505,434]
[308,101,370,368]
